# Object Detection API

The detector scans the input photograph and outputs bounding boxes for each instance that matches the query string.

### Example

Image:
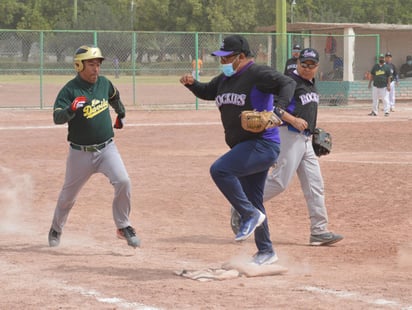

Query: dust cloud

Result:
[0,166,34,233]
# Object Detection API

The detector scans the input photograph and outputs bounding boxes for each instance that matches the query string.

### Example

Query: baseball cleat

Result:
[235,210,265,242]
[251,251,279,265]
[368,111,377,116]
[48,227,61,247]
[117,226,141,248]
[310,232,343,246]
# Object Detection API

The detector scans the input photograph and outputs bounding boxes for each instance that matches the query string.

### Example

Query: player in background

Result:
[384,52,399,112]
[48,45,140,249]
[368,54,391,117]
[399,55,412,79]
[191,57,203,78]
[284,44,301,75]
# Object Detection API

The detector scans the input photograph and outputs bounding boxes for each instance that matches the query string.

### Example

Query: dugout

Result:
[259,22,412,105]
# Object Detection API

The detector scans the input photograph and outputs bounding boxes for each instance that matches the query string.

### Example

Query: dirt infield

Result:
[0,104,411,309]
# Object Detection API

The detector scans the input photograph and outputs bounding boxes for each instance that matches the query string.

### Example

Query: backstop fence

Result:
[0,30,381,109]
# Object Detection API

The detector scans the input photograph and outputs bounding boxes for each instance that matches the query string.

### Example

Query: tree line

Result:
[1,0,412,33]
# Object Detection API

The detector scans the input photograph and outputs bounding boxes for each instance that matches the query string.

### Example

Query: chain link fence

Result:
[0,30,379,109]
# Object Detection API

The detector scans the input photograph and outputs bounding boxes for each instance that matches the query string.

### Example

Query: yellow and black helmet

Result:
[73,45,105,72]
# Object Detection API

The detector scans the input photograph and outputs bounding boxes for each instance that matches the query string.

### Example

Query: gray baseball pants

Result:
[264,126,329,235]
[51,141,132,232]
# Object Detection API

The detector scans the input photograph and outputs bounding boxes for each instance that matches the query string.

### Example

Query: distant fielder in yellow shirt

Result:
[192,57,203,77]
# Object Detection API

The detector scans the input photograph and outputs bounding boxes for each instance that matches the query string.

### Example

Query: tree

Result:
[3,0,412,33]
[290,0,412,24]
[168,0,208,32]
[0,0,24,29]
[255,0,276,27]
[203,0,258,32]
[132,0,170,31]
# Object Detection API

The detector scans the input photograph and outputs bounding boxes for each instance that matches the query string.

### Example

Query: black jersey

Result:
[285,71,319,133]
[385,62,398,82]
[284,57,298,75]
[186,61,296,148]
[399,63,412,78]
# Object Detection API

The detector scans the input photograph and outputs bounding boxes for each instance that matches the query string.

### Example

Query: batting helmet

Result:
[73,45,105,72]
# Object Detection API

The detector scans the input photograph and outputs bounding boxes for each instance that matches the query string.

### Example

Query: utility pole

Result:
[73,0,77,26]
[275,0,287,71]
[291,0,296,24]
[131,0,135,30]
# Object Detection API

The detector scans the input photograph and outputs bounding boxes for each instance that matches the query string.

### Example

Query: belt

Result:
[70,138,113,152]
[285,124,311,136]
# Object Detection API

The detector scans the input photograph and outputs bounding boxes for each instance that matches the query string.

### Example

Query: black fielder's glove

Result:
[312,128,332,157]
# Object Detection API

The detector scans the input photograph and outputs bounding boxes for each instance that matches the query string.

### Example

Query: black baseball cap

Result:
[299,48,319,63]
[292,44,301,52]
[385,52,392,57]
[407,55,412,60]
[211,35,251,57]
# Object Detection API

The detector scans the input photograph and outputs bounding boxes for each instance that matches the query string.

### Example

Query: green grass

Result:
[0,75,71,84]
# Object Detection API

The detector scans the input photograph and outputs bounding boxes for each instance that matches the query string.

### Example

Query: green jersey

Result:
[370,63,391,88]
[53,75,125,145]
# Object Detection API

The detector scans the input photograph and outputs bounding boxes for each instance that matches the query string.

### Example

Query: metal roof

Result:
[258,22,412,33]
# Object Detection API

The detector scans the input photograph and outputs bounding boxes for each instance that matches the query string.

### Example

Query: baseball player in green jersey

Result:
[48,45,140,248]
[368,54,391,117]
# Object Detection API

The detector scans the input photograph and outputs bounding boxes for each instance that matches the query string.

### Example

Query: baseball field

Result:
[0,84,411,309]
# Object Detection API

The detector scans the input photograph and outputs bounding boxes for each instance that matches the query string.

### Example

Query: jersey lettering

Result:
[83,98,109,119]
[215,93,246,107]
[299,92,319,105]
[287,64,297,71]
[375,69,387,76]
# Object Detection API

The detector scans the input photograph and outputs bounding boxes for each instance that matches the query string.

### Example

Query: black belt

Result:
[70,139,113,152]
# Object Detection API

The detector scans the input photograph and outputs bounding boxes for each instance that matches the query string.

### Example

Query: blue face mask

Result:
[221,63,236,77]
[220,56,239,77]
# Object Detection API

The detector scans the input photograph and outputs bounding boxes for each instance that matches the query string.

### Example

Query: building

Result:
[259,22,412,104]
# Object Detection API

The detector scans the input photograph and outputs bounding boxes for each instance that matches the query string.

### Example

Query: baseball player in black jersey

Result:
[180,35,296,265]
[384,52,399,112]
[400,55,412,79]
[264,48,343,246]
[48,45,140,249]
[284,44,301,75]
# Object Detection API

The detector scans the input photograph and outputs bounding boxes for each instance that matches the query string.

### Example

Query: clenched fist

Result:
[70,96,87,112]
[179,74,195,86]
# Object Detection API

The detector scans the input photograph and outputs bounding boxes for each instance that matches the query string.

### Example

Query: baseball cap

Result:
[211,35,251,57]
[407,55,412,60]
[379,53,385,58]
[292,44,301,52]
[385,52,392,57]
[299,48,319,63]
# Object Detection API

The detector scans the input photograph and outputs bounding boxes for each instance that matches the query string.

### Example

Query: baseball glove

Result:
[240,110,282,133]
[312,128,332,157]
